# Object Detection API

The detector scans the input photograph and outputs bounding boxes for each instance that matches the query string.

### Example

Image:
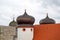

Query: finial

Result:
[25,9,27,14]
[25,9,26,12]
[47,13,48,17]
[13,15,15,21]
[46,13,49,18]
[23,9,28,16]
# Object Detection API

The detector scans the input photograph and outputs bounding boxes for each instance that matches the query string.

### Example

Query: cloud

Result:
[0,0,60,26]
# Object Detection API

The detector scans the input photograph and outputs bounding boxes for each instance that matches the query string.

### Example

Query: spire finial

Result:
[25,9,26,12]
[47,13,48,17]
[13,15,15,21]
[46,13,49,18]
[13,17,14,21]
[23,9,28,16]
[25,9,27,14]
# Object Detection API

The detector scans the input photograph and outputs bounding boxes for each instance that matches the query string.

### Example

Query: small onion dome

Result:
[39,13,55,24]
[9,18,17,26]
[16,10,35,25]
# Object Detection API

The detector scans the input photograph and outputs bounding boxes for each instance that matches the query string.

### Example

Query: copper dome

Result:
[16,10,35,25]
[39,13,55,24]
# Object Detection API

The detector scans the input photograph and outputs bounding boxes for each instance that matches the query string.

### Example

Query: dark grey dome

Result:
[16,10,35,25]
[39,13,55,24]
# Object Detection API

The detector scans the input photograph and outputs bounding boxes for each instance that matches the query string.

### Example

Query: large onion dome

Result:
[39,13,55,24]
[9,17,17,26]
[16,10,35,25]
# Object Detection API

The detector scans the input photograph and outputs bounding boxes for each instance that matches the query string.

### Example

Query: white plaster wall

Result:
[17,28,34,40]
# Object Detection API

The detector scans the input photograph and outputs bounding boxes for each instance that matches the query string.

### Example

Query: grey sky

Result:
[0,0,60,26]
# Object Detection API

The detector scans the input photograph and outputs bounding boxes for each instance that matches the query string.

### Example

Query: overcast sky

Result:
[0,0,60,26]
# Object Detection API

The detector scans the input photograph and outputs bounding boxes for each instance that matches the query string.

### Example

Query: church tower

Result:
[16,10,35,40]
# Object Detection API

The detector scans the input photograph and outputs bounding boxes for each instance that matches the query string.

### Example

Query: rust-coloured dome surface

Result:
[40,14,55,24]
[16,10,35,25]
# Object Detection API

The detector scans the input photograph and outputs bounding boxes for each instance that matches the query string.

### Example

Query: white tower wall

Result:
[18,27,34,40]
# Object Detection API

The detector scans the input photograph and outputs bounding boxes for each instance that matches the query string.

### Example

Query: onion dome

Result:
[9,17,17,26]
[16,10,35,25]
[39,13,55,24]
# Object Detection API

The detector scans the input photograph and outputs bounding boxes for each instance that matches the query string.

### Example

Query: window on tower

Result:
[31,28,32,32]
[23,28,26,32]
